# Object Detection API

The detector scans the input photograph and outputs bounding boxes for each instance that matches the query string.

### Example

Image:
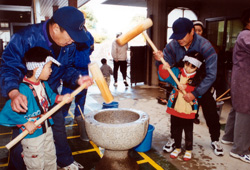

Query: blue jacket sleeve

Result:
[162,41,178,67]
[0,33,28,97]
[192,42,217,97]
[0,100,28,127]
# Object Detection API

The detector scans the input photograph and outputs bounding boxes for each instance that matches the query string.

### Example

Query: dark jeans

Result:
[9,109,74,169]
[62,86,87,117]
[198,88,221,142]
[171,115,193,150]
[113,60,127,82]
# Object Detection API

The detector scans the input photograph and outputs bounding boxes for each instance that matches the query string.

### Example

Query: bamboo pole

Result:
[217,96,231,102]
[216,89,230,101]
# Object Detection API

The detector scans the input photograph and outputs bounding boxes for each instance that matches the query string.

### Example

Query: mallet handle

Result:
[5,83,87,150]
[142,32,193,104]
[142,32,183,89]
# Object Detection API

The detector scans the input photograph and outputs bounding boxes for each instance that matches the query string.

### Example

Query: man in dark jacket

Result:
[154,17,224,156]
[0,6,93,170]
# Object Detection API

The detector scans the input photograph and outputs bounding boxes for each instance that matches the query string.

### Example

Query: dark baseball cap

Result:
[170,17,194,40]
[53,6,89,43]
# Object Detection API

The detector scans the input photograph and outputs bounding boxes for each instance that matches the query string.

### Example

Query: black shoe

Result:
[124,80,128,87]
[193,118,200,124]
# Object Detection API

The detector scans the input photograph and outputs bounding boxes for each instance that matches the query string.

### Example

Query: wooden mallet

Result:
[88,62,114,104]
[5,83,88,150]
[115,18,182,91]
[116,18,153,46]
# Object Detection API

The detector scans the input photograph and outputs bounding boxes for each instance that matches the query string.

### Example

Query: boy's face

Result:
[39,61,52,80]
[184,61,198,74]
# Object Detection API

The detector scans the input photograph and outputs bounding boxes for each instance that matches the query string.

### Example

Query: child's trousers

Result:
[171,115,193,150]
[21,127,56,170]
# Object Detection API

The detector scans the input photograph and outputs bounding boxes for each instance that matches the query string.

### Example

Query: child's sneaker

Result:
[170,148,181,159]
[59,161,84,170]
[183,150,192,161]
[230,152,250,163]
[211,141,224,156]
[163,138,175,152]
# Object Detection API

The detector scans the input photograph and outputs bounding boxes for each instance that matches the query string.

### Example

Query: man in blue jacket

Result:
[0,6,93,170]
[154,17,224,156]
[61,29,94,141]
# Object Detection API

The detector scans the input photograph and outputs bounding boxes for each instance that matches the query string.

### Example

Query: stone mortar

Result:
[85,108,149,170]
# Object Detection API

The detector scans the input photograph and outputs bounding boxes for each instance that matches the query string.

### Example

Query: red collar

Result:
[23,76,40,86]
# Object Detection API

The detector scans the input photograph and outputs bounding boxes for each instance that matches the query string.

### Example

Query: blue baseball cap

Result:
[53,6,89,43]
[170,17,194,40]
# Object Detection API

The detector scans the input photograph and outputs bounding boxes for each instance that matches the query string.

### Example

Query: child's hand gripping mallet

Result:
[142,32,193,105]
[5,83,89,150]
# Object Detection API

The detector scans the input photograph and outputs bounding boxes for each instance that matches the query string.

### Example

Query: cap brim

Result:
[68,29,89,43]
[170,32,187,40]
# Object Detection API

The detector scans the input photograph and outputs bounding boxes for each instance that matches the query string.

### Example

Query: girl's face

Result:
[194,25,203,36]
[184,61,198,74]
[39,61,52,80]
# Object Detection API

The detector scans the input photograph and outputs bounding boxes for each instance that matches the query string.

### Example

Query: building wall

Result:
[146,0,167,85]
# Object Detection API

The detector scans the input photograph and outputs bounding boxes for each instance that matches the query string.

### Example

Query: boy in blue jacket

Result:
[0,7,93,169]
[0,47,73,170]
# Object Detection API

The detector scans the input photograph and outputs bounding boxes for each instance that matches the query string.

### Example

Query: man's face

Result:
[177,28,194,48]
[51,24,74,47]
[54,30,74,47]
